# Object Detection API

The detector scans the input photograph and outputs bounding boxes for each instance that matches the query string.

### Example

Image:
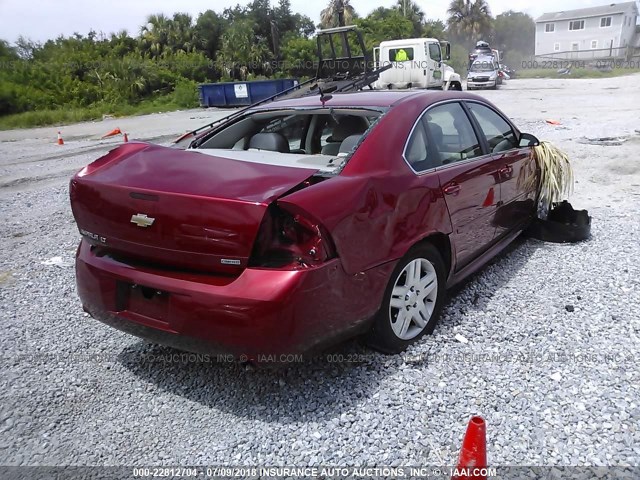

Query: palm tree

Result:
[168,13,198,54]
[140,14,171,58]
[320,0,357,28]
[395,0,426,36]
[446,0,492,49]
[396,0,425,23]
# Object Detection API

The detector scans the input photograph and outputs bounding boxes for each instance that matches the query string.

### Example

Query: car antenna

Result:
[319,85,337,106]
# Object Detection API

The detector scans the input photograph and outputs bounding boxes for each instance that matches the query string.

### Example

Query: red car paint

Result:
[71,90,539,357]
[70,143,318,274]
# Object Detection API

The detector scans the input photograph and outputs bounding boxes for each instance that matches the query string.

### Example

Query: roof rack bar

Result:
[316,25,360,34]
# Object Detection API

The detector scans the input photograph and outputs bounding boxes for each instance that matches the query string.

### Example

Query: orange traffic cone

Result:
[452,416,487,480]
[101,127,122,139]
[57,131,64,145]
[123,132,129,142]
[482,187,494,208]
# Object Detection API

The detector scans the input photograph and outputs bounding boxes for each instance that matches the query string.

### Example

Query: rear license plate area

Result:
[116,282,170,323]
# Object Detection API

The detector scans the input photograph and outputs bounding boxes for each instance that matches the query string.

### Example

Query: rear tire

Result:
[366,244,446,353]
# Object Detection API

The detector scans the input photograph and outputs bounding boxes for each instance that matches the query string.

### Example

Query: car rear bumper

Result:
[76,240,394,358]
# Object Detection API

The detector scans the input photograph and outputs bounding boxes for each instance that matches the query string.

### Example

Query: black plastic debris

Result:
[527,201,591,243]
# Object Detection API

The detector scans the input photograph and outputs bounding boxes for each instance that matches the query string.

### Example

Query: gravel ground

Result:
[0,75,639,468]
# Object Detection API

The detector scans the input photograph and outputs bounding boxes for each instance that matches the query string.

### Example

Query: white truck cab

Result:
[373,38,462,91]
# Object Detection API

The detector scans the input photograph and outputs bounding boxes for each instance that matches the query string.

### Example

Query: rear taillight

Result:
[249,205,336,269]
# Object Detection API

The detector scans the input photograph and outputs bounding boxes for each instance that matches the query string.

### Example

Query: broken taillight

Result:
[249,205,336,269]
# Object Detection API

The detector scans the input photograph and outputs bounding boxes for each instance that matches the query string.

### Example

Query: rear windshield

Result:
[194,108,385,173]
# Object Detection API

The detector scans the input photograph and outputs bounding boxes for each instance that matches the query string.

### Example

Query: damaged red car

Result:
[70,90,541,357]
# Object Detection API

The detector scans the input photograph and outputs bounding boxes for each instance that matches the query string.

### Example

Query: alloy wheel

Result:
[389,258,438,340]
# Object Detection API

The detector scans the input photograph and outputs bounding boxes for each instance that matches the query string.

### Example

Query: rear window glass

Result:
[470,60,496,72]
[389,48,414,62]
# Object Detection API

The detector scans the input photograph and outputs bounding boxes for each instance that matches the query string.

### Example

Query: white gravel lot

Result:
[0,75,639,469]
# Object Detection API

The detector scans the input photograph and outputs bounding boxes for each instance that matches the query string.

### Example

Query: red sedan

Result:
[70,90,540,357]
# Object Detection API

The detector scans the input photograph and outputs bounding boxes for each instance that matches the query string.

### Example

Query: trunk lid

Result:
[70,143,318,273]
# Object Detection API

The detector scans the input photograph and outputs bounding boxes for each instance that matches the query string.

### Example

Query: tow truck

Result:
[373,38,463,90]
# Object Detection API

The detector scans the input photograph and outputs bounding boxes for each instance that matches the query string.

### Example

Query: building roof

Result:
[536,2,638,23]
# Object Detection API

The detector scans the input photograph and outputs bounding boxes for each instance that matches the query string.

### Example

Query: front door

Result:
[426,42,443,88]
[423,102,503,270]
[465,101,538,237]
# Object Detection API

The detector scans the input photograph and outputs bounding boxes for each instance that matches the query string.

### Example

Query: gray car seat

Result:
[337,134,363,156]
[321,117,368,156]
[249,132,290,153]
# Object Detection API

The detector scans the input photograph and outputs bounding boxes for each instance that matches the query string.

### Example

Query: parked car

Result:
[70,90,541,358]
[467,55,500,90]
[467,40,495,69]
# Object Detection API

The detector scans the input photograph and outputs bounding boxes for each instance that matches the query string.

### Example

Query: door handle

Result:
[443,183,461,196]
[498,165,513,177]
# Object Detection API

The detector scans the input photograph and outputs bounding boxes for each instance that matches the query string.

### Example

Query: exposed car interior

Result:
[405,101,519,172]
[194,108,382,172]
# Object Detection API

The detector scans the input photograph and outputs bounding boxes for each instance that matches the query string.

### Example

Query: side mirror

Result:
[519,133,540,147]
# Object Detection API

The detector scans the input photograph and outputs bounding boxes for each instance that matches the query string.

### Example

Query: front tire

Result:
[367,244,446,353]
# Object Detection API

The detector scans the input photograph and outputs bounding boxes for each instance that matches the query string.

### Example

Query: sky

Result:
[0,0,632,43]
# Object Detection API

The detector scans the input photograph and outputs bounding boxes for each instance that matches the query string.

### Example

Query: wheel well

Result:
[418,233,452,276]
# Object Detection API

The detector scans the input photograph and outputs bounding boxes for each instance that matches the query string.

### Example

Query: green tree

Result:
[281,35,317,78]
[274,0,296,35]
[294,15,316,37]
[423,20,446,39]
[394,0,425,37]
[356,8,413,52]
[216,19,271,80]
[0,40,18,60]
[493,11,535,56]
[14,36,40,59]
[139,13,171,58]
[446,0,493,50]
[194,10,224,61]
[109,30,137,57]
[167,13,198,54]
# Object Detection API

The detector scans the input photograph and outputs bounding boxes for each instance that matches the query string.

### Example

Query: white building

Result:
[535,2,639,58]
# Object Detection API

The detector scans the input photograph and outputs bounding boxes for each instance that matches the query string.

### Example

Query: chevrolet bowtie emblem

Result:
[130,213,155,228]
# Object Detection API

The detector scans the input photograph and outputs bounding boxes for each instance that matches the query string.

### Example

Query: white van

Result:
[373,38,462,90]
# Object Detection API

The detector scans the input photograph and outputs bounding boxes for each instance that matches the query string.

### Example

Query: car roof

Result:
[252,90,444,110]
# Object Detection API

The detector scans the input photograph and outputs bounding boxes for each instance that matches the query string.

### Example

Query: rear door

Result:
[465,101,538,237]
[423,102,504,270]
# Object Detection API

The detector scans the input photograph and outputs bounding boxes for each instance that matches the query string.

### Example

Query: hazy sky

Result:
[0,0,632,43]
